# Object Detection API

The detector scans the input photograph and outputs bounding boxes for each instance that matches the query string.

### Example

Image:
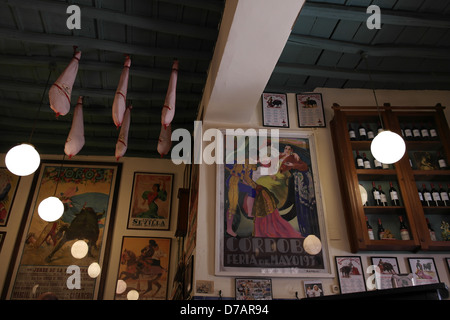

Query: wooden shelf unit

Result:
[330,104,450,253]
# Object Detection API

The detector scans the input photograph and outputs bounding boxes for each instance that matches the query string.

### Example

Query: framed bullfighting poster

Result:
[2,161,121,300]
[335,256,366,294]
[215,130,331,277]
[0,167,21,227]
[127,172,173,230]
[115,236,171,300]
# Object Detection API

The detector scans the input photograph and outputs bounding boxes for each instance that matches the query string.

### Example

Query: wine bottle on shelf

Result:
[412,123,421,140]
[422,184,433,207]
[400,125,405,138]
[418,188,425,206]
[372,182,381,206]
[363,153,371,169]
[448,183,450,202]
[348,124,356,141]
[378,185,388,206]
[439,183,449,206]
[420,124,430,141]
[366,216,375,240]
[389,182,400,206]
[403,124,412,140]
[430,183,443,206]
[382,162,390,170]
[398,216,410,240]
[355,151,364,169]
[358,123,367,141]
[374,157,383,169]
[377,218,385,240]
[437,152,447,169]
[367,125,374,140]
[429,122,438,140]
[426,218,437,241]
[377,122,383,135]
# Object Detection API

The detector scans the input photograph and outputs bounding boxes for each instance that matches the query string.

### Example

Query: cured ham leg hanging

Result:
[115,105,132,160]
[64,96,85,158]
[112,55,131,128]
[157,124,172,158]
[161,59,178,129]
[49,46,81,117]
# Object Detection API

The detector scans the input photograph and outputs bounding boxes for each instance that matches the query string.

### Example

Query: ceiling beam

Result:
[0,28,212,60]
[274,62,450,84]
[0,54,206,84]
[287,34,450,60]
[301,2,450,28]
[2,0,219,41]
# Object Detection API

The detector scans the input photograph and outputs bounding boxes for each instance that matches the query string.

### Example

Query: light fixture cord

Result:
[362,54,384,130]
[28,66,54,144]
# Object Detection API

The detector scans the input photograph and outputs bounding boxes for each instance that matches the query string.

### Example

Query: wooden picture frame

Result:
[407,257,440,285]
[235,278,272,300]
[115,236,171,300]
[304,280,324,298]
[215,131,331,277]
[261,92,289,128]
[370,256,400,290]
[296,93,326,128]
[2,160,121,300]
[0,167,21,227]
[335,256,366,294]
[127,172,173,230]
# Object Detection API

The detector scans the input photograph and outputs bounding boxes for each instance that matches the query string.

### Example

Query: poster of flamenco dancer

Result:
[2,161,121,300]
[215,131,331,277]
[115,236,171,300]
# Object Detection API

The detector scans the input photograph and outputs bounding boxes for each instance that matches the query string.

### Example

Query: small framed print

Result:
[392,273,415,288]
[235,278,272,300]
[296,93,326,128]
[127,172,173,230]
[304,280,324,298]
[408,257,440,285]
[261,92,289,128]
[0,167,20,227]
[370,257,400,290]
[335,256,366,294]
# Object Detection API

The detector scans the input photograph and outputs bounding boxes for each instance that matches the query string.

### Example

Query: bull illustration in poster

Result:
[215,131,330,277]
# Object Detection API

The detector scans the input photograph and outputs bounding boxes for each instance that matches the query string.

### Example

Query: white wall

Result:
[194,88,450,299]
[0,154,186,300]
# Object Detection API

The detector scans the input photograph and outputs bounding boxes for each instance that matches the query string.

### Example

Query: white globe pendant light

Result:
[371,130,406,164]
[38,196,64,222]
[5,143,40,176]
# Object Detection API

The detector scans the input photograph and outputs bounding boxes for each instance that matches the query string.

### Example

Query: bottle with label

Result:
[426,218,437,241]
[412,123,421,140]
[437,152,447,169]
[366,216,374,240]
[372,182,381,206]
[398,216,410,240]
[422,184,433,207]
[377,218,385,240]
[418,187,425,206]
[358,123,367,141]
[382,162,390,170]
[348,124,356,141]
[378,185,388,206]
[389,182,400,206]
[439,184,449,206]
[428,122,438,140]
[367,125,374,140]
[363,153,371,169]
[377,122,383,135]
[355,151,364,169]
[403,124,413,140]
[430,183,443,206]
[420,124,430,141]
[374,157,383,169]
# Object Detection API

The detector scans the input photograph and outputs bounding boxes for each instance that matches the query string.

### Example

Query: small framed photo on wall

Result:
[304,280,324,298]
[335,256,366,294]
[235,278,272,300]
[370,256,400,290]
[407,257,440,285]
[296,93,326,128]
[127,172,173,230]
[261,92,289,128]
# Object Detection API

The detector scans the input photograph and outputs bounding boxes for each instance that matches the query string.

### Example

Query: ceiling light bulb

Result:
[371,130,406,164]
[38,196,64,222]
[5,143,40,176]
[71,240,89,259]
[303,235,322,255]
